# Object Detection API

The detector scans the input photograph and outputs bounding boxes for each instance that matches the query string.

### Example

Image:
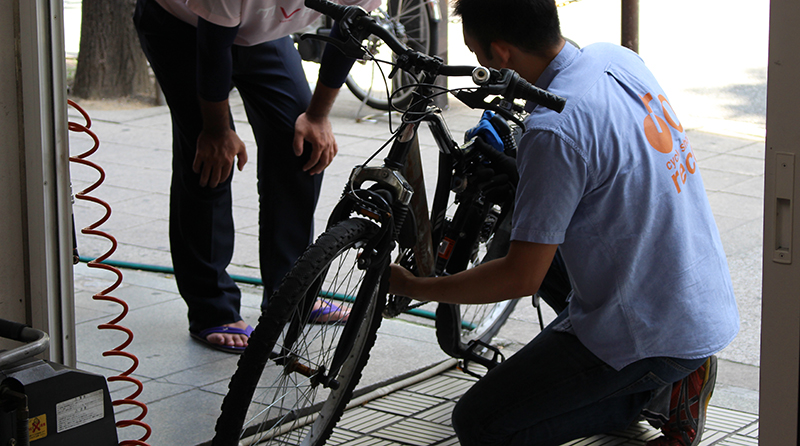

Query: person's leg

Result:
[451,312,705,446]
[134,0,245,345]
[230,37,323,307]
[646,356,718,446]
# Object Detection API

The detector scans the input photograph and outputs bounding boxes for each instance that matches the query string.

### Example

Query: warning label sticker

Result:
[29,414,47,441]
[56,389,105,433]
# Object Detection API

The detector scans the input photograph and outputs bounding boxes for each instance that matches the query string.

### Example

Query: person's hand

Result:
[388,264,416,297]
[293,112,338,175]
[193,127,248,187]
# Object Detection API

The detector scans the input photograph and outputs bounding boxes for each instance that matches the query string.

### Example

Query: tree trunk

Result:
[71,0,151,100]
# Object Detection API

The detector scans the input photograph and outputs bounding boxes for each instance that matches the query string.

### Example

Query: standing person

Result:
[134,0,379,353]
[389,0,739,445]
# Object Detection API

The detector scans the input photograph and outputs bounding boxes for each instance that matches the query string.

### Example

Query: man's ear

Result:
[489,40,513,68]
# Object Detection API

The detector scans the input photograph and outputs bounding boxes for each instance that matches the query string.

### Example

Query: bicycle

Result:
[212,1,566,445]
[294,0,440,111]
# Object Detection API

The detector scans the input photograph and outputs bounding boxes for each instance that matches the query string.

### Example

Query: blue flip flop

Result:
[308,300,349,324]
[190,324,254,354]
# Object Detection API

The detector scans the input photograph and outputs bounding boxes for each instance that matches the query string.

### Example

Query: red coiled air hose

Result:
[68,99,152,446]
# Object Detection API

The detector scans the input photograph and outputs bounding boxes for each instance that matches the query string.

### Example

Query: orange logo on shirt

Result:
[640,92,697,194]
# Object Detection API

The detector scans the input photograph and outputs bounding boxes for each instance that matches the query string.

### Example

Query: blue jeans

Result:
[452,311,706,446]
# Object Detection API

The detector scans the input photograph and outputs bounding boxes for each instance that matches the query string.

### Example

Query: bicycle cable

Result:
[358,54,405,133]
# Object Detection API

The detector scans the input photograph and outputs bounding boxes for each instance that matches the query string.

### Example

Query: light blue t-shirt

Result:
[512,42,739,370]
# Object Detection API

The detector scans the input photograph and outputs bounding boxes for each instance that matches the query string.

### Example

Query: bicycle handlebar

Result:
[305,0,349,19]
[510,72,566,113]
[304,0,566,113]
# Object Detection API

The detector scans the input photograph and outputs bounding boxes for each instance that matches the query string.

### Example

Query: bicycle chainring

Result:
[383,293,414,318]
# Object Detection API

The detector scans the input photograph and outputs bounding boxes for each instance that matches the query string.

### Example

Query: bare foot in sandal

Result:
[308,299,350,324]
[191,320,253,353]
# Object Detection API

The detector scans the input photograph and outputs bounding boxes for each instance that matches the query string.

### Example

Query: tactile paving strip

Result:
[303,366,759,445]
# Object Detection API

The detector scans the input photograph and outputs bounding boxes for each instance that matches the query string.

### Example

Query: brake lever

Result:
[487,98,526,130]
[456,89,526,130]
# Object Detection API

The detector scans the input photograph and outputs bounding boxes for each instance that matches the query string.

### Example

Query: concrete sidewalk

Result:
[68,86,762,444]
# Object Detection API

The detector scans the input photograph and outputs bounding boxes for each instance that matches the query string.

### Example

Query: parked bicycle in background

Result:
[293,0,440,110]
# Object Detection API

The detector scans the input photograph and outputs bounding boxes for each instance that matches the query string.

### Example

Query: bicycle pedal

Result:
[459,339,505,378]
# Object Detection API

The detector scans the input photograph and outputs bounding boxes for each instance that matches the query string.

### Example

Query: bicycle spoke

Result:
[225,221,382,445]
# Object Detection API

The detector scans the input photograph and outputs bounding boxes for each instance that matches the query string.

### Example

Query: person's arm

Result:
[293,84,340,175]
[193,18,248,187]
[389,241,559,305]
[293,22,357,174]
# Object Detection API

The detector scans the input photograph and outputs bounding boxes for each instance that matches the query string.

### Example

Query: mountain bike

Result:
[294,0,440,110]
[212,1,566,445]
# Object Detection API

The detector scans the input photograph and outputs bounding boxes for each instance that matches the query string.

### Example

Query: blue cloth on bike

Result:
[465,110,504,152]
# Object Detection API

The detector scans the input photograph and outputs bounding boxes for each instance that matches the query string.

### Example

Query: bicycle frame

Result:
[302,0,565,378]
[322,66,519,374]
[326,70,447,265]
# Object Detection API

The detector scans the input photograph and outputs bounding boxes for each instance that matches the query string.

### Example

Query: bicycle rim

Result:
[213,219,386,446]
[346,0,436,111]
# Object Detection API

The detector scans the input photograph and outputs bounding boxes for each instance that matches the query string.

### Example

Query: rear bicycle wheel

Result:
[345,0,438,111]
[453,207,518,346]
[212,218,387,446]
[436,205,518,355]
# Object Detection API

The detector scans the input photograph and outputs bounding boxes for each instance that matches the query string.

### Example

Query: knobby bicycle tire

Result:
[213,218,387,446]
[345,0,438,111]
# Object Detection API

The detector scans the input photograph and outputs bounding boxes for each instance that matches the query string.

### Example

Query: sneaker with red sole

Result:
[645,356,717,446]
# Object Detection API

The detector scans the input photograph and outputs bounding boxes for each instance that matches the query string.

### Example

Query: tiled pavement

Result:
[310,369,760,446]
[186,363,760,446]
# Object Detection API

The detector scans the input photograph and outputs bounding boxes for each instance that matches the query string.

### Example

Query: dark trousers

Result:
[454,251,705,445]
[453,310,706,446]
[134,0,322,333]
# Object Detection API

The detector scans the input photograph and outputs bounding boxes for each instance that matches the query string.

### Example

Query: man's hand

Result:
[386,242,559,305]
[193,127,248,188]
[293,112,338,175]
[388,264,417,296]
[195,97,248,188]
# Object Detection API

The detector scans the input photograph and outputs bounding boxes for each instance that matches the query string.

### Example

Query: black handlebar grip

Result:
[438,65,478,77]
[305,0,348,21]
[0,318,30,342]
[513,78,566,113]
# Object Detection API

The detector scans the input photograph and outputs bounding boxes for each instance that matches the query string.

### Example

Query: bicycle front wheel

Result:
[213,218,387,446]
[345,0,438,111]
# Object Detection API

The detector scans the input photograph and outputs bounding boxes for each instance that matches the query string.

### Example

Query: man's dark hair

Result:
[453,0,562,58]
